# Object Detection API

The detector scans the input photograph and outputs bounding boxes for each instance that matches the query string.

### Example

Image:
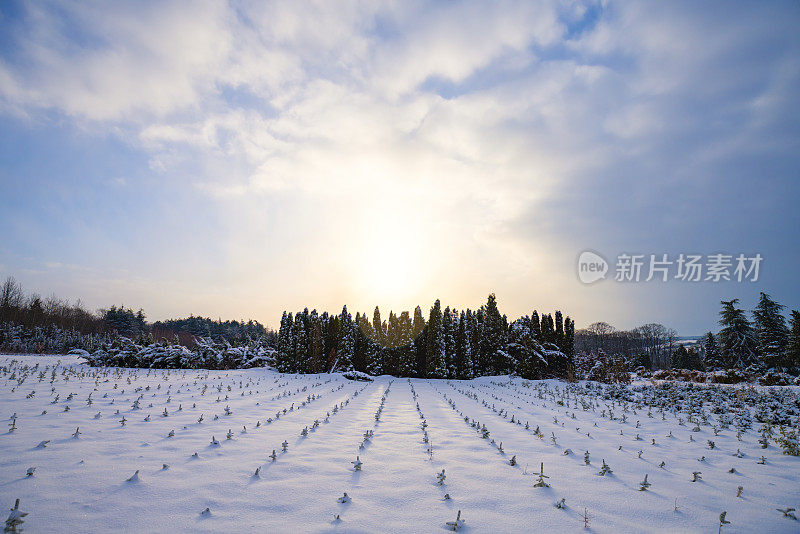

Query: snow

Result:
[1,355,799,532]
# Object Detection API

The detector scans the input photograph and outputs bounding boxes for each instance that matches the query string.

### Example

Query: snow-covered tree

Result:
[425,300,446,378]
[719,299,758,369]
[336,306,355,372]
[787,310,800,371]
[752,292,789,369]
[443,307,456,378]
[481,294,505,375]
[703,332,723,370]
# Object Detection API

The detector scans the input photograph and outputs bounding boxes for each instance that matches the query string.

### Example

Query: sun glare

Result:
[349,201,428,305]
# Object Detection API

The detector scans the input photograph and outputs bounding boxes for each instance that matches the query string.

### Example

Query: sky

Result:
[0,1,799,335]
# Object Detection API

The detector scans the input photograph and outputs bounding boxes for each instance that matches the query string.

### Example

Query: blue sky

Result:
[1,1,799,334]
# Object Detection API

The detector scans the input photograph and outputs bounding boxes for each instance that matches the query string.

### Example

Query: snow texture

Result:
[1,355,799,532]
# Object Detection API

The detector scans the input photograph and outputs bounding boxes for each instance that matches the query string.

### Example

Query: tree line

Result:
[576,292,800,376]
[0,276,269,351]
[275,294,575,380]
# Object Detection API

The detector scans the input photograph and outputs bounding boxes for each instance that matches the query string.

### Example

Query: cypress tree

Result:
[752,292,789,369]
[443,307,456,378]
[426,300,446,378]
[718,299,758,369]
[308,310,323,373]
[555,311,565,351]
[373,306,386,347]
[292,312,308,373]
[531,311,541,340]
[396,311,416,376]
[412,306,425,340]
[786,310,800,370]
[276,312,294,372]
[473,308,485,374]
[702,332,722,370]
[672,346,688,369]
[337,306,355,372]
[564,317,575,377]
[480,294,505,375]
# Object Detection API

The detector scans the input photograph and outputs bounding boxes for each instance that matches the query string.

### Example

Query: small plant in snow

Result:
[598,459,613,476]
[337,492,350,503]
[25,467,35,477]
[776,507,796,520]
[777,427,800,456]
[5,498,27,533]
[691,471,702,482]
[719,511,730,532]
[639,474,651,491]
[533,462,550,488]
[445,510,464,531]
[352,456,362,471]
[126,470,140,482]
[555,498,566,509]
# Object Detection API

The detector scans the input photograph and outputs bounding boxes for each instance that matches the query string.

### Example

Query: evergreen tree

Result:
[508,317,546,379]
[415,324,428,377]
[276,312,294,372]
[702,332,723,370]
[308,310,323,373]
[396,311,416,376]
[292,312,308,372]
[531,311,541,340]
[412,306,425,340]
[686,347,702,370]
[718,299,758,369]
[426,300,446,378]
[672,346,689,369]
[541,313,554,345]
[473,308,485,374]
[336,306,355,372]
[354,312,374,372]
[322,312,336,371]
[373,306,386,347]
[443,307,457,378]
[555,311,565,351]
[786,310,800,370]
[752,292,789,369]
[562,317,575,377]
[481,294,505,374]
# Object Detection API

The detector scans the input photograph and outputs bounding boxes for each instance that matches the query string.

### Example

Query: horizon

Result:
[1,1,799,335]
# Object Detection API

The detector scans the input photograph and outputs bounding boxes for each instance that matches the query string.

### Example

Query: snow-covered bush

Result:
[0,322,113,354]
[342,370,374,382]
[80,336,277,370]
[758,371,795,386]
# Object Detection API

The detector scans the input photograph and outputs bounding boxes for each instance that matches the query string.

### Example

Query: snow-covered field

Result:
[2,355,799,533]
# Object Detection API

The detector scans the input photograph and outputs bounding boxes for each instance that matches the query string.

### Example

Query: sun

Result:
[348,202,429,305]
